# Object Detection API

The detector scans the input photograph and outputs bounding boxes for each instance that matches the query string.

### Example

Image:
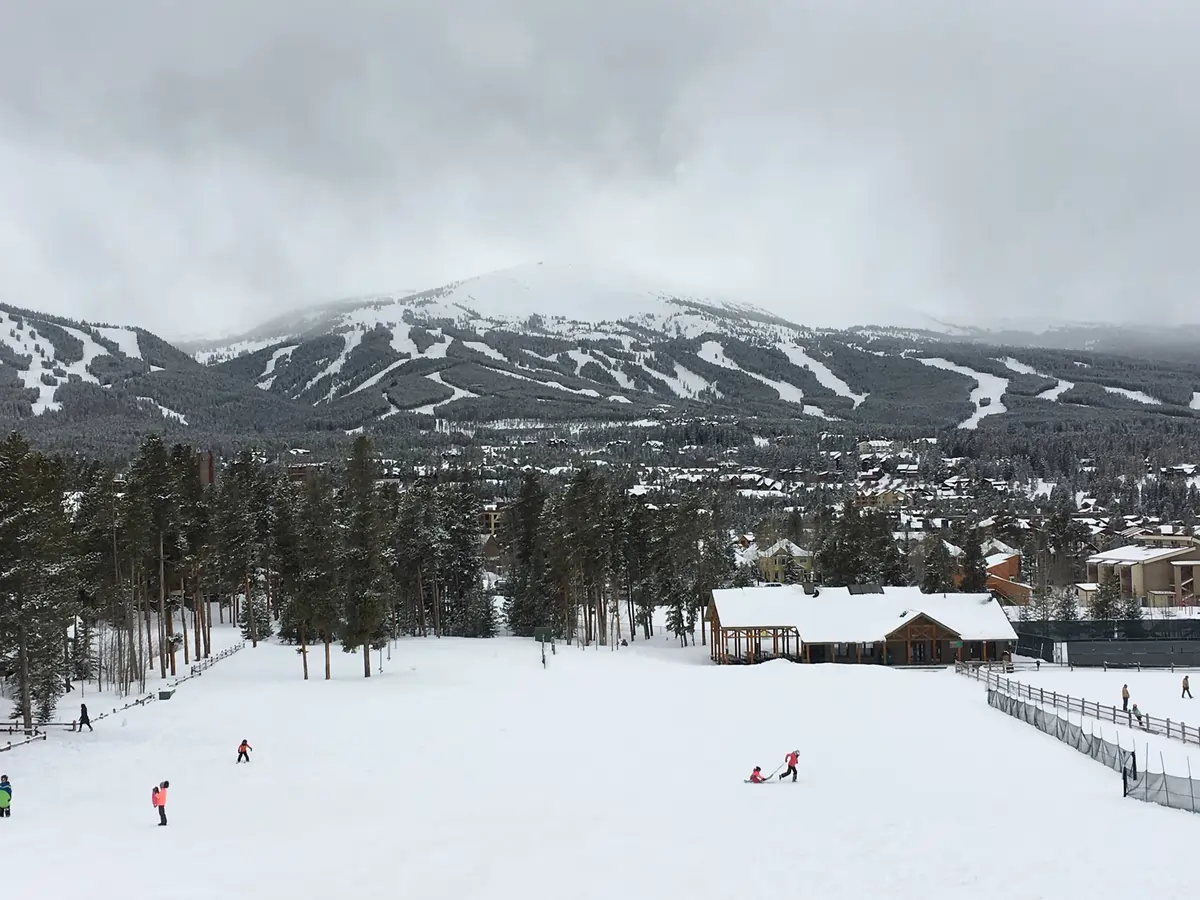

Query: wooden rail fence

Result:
[955,660,1200,746]
[0,641,246,751]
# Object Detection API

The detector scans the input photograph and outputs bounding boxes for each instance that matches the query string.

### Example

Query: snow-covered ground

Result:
[2,636,1196,898]
[0,623,244,729]
[991,665,1200,773]
[917,357,1008,429]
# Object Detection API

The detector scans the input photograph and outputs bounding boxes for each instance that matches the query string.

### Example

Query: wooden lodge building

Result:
[707,584,1017,666]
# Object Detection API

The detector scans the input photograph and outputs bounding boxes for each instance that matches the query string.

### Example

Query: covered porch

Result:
[708,604,801,664]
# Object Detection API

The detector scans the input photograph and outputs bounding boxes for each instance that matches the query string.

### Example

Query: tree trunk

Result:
[158,532,169,678]
[245,573,258,648]
[192,570,203,662]
[416,567,428,637]
[264,567,272,621]
[204,592,213,657]
[17,618,32,734]
[180,576,190,667]
[300,622,309,680]
[324,635,331,680]
[363,641,371,677]
[432,574,442,638]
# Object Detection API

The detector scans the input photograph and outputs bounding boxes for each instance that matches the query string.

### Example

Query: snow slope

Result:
[779,344,868,408]
[698,339,833,419]
[917,357,1008,429]
[1103,385,1162,405]
[1000,357,1074,401]
[3,637,1193,900]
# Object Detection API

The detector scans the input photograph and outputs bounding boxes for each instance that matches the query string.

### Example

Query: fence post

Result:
[1162,752,1170,807]
[1189,758,1197,812]
[1168,719,1172,739]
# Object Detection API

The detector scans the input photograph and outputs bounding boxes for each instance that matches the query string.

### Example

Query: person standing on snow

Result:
[748,766,766,783]
[1122,684,1130,711]
[237,739,253,763]
[152,780,170,826]
[78,703,93,732]
[1184,675,1192,699]
[0,774,11,818]
[778,749,799,782]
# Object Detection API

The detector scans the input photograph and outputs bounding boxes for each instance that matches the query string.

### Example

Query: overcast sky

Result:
[1,0,1198,339]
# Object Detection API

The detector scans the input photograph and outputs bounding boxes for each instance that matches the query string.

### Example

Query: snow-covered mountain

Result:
[3,262,1199,445]
[188,262,1200,433]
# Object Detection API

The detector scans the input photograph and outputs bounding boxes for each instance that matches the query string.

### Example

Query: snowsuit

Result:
[1184,676,1192,699]
[152,784,168,826]
[779,751,799,782]
[0,778,11,818]
[748,769,765,783]
[1122,686,1130,711]
[79,703,93,732]
[237,741,252,763]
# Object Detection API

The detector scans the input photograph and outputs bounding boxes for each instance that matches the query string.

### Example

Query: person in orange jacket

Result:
[152,780,170,826]
[778,749,799,782]
[747,766,766,783]
[237,739,253,764]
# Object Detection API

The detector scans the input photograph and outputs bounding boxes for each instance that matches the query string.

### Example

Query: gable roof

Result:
[709,585,1017,644]
[762,539,813,559]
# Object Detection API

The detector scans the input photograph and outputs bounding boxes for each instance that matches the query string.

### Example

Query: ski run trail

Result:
[2,627,1195,899]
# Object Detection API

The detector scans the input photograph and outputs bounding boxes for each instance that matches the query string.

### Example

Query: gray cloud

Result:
[1,0,1198,337]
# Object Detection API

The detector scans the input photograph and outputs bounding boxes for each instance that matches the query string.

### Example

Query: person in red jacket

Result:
[237,739,253,763]
[152,780,170,826]
[779,749,799,782]
[748,766,766,783]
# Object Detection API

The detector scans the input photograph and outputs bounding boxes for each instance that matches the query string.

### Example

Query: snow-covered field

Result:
[3,638,1196,899]
[0,623,245,729]
[994,665,1200,773]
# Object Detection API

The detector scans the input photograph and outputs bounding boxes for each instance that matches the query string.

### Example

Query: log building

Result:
[707,584,1017,665]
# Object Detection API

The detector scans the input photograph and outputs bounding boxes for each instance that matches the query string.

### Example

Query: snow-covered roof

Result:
[1087,544,1190,565]
[761,539,813,559]
[709,585,1017,643]
[985,552,1017,569]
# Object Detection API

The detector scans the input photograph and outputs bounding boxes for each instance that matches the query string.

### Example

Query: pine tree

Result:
[958,528,989,593]
[126,435,177,677]
[240,586,273,641]
[1117,592,1143,621]
[920,533,955,594]
[340,436,388,676]
[1051,587,1079,622]
[1089,574,1120,620]
[296,473,341,679]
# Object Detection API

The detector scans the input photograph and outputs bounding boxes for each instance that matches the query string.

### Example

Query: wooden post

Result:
[857,642,862,664]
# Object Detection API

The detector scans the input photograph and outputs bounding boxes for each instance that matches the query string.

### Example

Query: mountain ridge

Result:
[3,262,1200,452]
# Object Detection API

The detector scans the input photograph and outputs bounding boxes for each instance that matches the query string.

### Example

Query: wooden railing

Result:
[1,641,246,748]
[955,660,1200,745]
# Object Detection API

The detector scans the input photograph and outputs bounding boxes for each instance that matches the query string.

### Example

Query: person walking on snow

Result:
[0,775,11,818]
[748,766,766,783]
[78,703,93,732]
[152,781,170,826]
[1122,684,1130,711]
[1184,676,1192,699]
[237,739,252,763]
[778,749,799,782]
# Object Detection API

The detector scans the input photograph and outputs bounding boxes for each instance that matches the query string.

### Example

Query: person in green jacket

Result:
[0,774,11,818]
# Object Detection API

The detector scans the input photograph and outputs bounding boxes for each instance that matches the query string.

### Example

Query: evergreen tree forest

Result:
[0,431,499,729]
[501,469,738,648]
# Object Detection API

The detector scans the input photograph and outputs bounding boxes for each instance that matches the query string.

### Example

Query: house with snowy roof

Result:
[756,539,813,583]
[707,585,1016,666]
[1078,534,1200,607]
